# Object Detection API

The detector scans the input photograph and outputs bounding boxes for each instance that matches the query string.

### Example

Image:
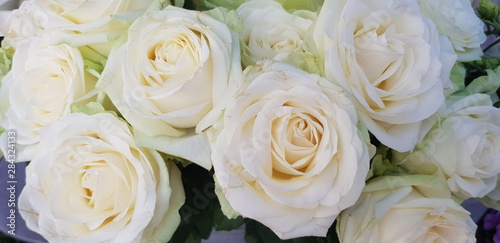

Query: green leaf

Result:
[212,202,244,231]
[204,0,245,10]
[464,57,500,75]
[169,164,244,242]
[184,0,204,10]
[169,164,214,242]
[463,57,500,90]
[465,65,500,96]
[0,231,23,243]
[245,219,285,243]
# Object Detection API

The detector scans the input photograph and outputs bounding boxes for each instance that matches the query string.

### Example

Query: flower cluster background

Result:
[0,0,499,242]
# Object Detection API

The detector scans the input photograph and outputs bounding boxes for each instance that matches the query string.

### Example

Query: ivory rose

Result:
[211,60,370,239]
[236,0,315,67]
[97,6,241,168]
[0,37,93,161]
[418,0,486,61]
[337,175,477,243]
[19,112,184,243]
[314,0,457,152]
[400,94,500,199]
[0,0,19,27]
[1,0,182,55]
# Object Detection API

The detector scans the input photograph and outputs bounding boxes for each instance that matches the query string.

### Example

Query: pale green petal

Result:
[364,173,451,199]
[71,102,107,115]
[444,93,493,116]
[397,150,441,175]
[0,49,10,135]
[134,130,212,170]
[287,52,323,76]
[0,48,11,78]
[142,156,185,243]
[446,63,466,96]
[274,0,324,12]
[214,177,241,219]
[204,7,243,33]
[79,46,107,70]
[369,148,405,179]
[156,161,185,241]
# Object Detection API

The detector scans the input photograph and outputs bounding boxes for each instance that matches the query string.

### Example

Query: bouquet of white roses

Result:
[0,0,499,242]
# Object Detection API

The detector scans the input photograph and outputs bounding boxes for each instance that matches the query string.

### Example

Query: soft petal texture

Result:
[18,112,184,243]
[1,0,157,56]
[418,0,486,61]
[211,60,370,239]
[481,177,500,211]
[134,129,212,170]
[0,10,13,35]
[97,6,242,169]
[337,175,477,243]
[0,37,93,161]
[40,0,153,24]
[236,0,315,68]
[401,94,500,199]
[313,0,457,152]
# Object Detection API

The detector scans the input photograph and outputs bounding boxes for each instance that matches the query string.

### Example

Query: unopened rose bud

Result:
[478,0,500,21]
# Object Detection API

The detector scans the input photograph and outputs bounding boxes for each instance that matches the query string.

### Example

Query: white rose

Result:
[236,0,315,67]
[401,94,500,199]
[1,0,174,55]
[0,10,12,36]
[481,177,500,211]
[0,1,42,42]
[19,112,185,243]
[0,37,93,161]
[337,175,477,243]
[38,0,154,24]
[0,0,20,36]
[418,0,486,62]
[97,7,241,168]
[211,60,370,239]
[314,0,457,152]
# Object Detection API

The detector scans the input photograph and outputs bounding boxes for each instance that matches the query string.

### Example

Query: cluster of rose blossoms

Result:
[0,0,499,242]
